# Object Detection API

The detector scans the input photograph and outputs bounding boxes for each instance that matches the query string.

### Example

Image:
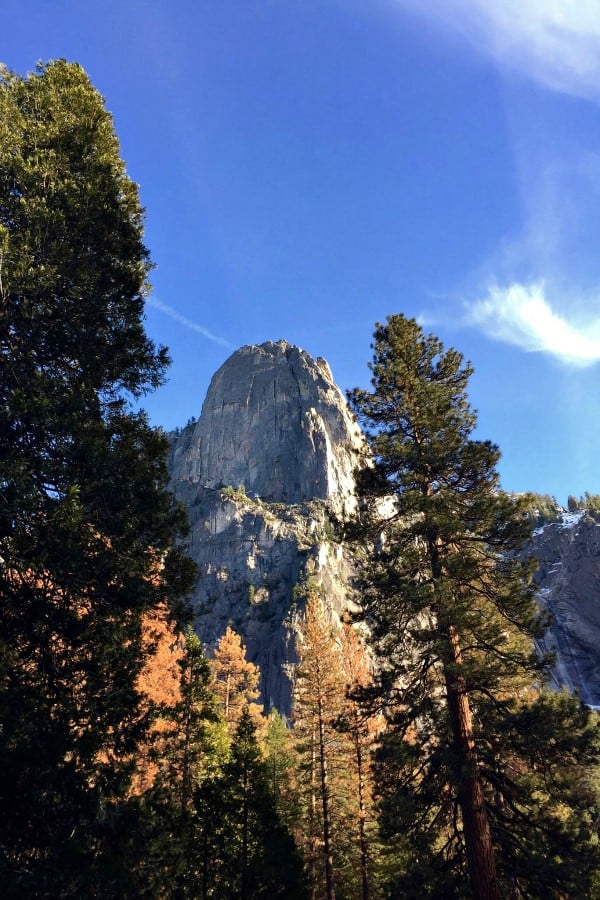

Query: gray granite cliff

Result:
[167,341,365,714]
[531,511,600,707]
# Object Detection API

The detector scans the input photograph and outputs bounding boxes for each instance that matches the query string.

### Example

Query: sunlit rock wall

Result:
[168,341,365,714]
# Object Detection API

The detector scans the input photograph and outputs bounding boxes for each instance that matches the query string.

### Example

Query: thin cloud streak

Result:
[465,283,600,366]
[395,0,600,102]
[146,297,233,348]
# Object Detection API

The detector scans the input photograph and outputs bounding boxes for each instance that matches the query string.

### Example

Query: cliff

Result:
[530,510,600,707]
[168,341,365,714]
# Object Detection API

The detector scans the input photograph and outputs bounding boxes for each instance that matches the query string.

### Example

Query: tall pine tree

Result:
[348,315,600,898]
[293,592,350,900]
[0,61,195,896]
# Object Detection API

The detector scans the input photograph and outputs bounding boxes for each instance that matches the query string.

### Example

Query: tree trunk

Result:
[427,526,500,900]
[309,728,318,900]
[317,695,336,900]
[444,623,500,900]
[354,729,370,900]
[241,760,249,900]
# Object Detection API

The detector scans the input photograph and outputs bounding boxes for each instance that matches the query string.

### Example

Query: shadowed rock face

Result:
[168,341,365,715]
[531,512,600,706]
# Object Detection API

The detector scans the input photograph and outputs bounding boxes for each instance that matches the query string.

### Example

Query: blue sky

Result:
[4,0,600,503]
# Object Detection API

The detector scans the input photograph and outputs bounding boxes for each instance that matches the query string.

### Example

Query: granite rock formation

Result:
[168,341,365,714]
[531,511,600,707]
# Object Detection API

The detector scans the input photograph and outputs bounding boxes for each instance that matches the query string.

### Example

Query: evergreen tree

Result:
[131,603,187,796]
[193,709,308,899]
[168,628,219,816]
[519,492,561,527]
[0,61,195,895]
[584,491,600,515]
[348,315,600,899]
[138,630,228,898]
[264,709,302,834]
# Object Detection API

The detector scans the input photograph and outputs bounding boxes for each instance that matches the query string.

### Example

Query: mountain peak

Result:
[167,342,364,711]
[171,340,364,510]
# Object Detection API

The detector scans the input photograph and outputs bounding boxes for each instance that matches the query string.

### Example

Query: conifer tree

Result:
[338,622,382,900]
[0,61,195,895]
[132,630,229,899]
[293,592,349,900]
[210,626,264,734]
[193,708,308,899]
[348,314,600,898]
[264,709,302,834]
[131,604,187,797]
[163,628,219,816]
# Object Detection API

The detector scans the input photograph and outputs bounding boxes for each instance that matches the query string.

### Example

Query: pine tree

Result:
[193,708,308,899]
[132,604,187,796]
[210,626,264,734]
[0,61,196,895]
[293,592,350,900]
[162,628,219,816]
[264,709,302,834]
[139,630,228,899]
[347,314,600,898]
[338,622,382,900]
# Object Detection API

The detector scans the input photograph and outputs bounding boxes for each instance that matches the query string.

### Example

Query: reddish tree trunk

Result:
[309,729,318,900]
[354,732,370,900]
[444,624,500,900]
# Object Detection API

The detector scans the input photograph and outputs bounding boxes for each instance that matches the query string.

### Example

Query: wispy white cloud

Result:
[146,297,233,348]
[465,282,600,365]
[395,0,600,101]
[416,312,443,329]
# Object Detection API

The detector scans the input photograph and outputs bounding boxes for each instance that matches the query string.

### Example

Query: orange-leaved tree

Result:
[210,626,264,735]
[293,592,350,900]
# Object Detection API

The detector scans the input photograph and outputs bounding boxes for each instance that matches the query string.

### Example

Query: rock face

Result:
[168,341,365,715]
[531,511,600,706]
[170,341,363,515]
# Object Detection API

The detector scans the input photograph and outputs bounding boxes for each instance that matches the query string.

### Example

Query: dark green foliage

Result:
[0,61,195,895]
[566,492,600,515]
[264,709,302,833]
[191,709,308,899]
[167,628,219,816]
[480,690,600,897]
[520,492,562,527]
[124,633,231,898]
[348,315,600,897]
